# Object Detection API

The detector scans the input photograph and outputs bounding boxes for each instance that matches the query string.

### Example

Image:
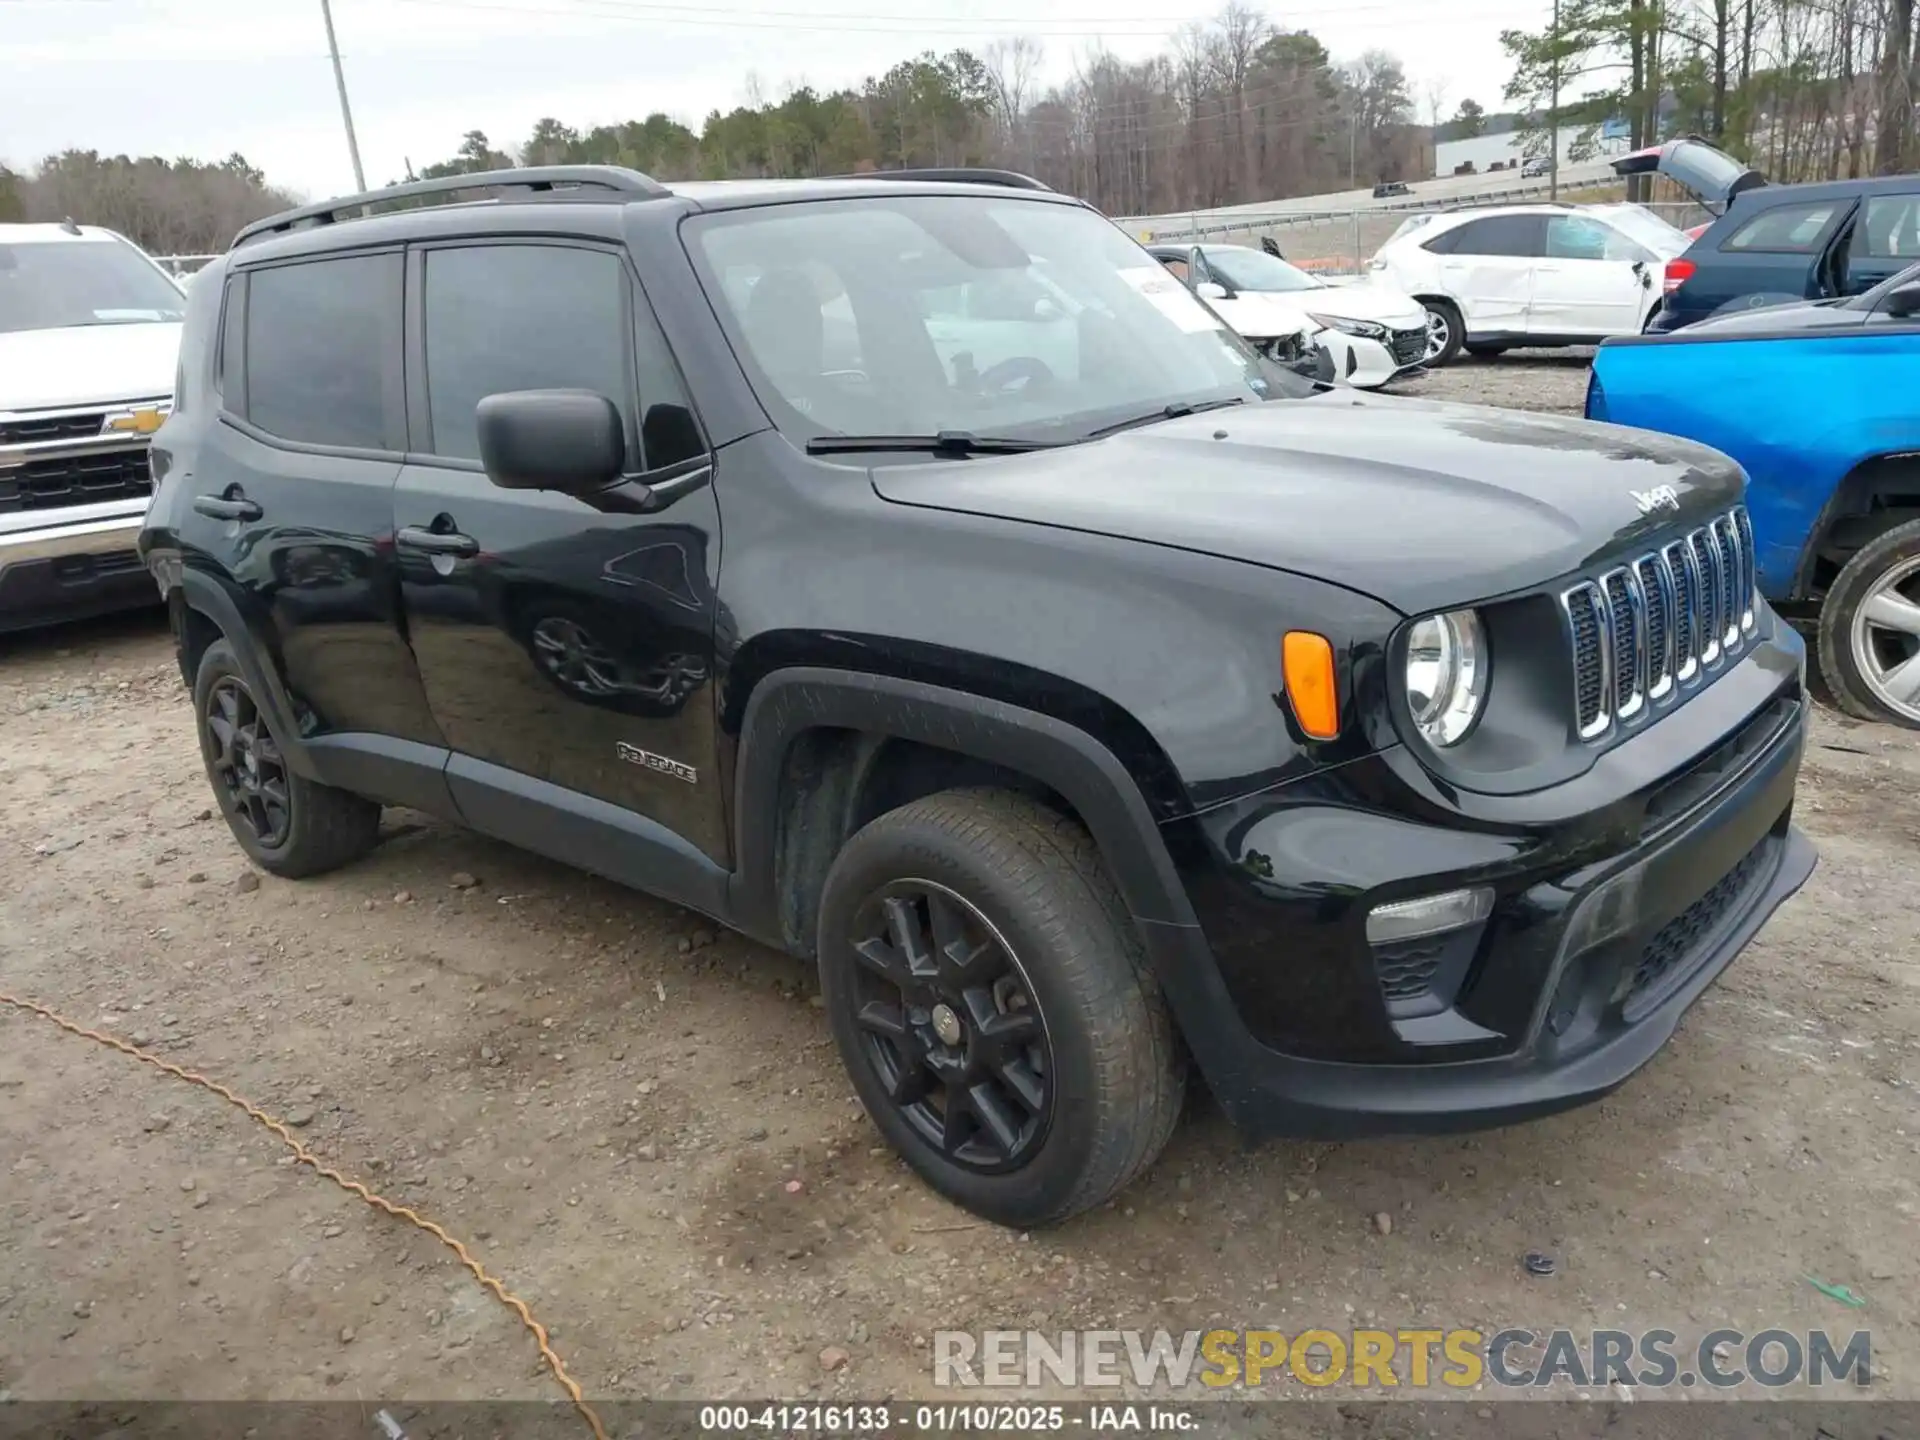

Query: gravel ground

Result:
[1394,349,1598,414]
[3,359,1918,1412]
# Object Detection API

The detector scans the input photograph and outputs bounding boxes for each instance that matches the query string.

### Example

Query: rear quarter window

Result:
[1722,200,1843,253]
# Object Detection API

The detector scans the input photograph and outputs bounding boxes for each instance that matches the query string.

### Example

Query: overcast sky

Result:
[3,0,1551,198]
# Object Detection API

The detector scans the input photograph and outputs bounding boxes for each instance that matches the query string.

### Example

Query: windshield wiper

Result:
[805,430,1068,456]
[1083,397,1246,440]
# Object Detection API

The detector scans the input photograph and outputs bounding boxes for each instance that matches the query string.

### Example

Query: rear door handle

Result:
[396,525,479,558]
[193,494,262,521]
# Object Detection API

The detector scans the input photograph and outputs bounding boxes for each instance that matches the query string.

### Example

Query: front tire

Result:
[1817,517,1920,729]
[193,639,382,876]
[817,789,1185,1228]
[1420,298,1465,367]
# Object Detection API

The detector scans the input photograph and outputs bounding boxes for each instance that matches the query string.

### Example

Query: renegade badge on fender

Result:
[141,165,1816,1228]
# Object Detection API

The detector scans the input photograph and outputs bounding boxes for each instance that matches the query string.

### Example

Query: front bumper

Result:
[0,504,155,634]
[1318,331,1403,389]
[1149,639,1814,1139]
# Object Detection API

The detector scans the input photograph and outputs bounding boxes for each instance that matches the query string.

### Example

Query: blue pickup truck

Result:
[1586,260,1920,727]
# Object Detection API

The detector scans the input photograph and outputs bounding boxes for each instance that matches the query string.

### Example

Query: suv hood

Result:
[869,392,1745,616]
[1610,136,1767,212]
[1688,297,1862,333]
[0,322,181,412]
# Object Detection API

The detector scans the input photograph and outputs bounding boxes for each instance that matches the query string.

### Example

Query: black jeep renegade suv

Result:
[141,165,1816,1227]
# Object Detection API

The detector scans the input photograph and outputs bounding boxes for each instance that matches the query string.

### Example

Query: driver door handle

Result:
[396,525,479,558]
[193,494,262,522]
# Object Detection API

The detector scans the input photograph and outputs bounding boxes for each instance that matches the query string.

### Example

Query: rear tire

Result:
[193,639,383,877]
[816,789,1185,1228]
[1817,517,1920,729]
[1420,298,1464,367]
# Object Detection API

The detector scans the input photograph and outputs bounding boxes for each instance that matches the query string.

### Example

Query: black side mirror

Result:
[476,389,624,495]
[1884,279,1920,319]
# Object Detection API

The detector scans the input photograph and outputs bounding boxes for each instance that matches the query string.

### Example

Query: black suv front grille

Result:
[0,448,154,512]
[0,411,108,446]
[1390,327,1426,366]
[1561,505,1757,739]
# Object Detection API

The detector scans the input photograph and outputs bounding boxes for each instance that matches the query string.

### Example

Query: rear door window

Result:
[1445,215,1546,258]
[1722,200,1844,253]
[241,253,402,450]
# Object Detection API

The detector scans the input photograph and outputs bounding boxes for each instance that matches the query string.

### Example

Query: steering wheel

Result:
[976,356,1056,395]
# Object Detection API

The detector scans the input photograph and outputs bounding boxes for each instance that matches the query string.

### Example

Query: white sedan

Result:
[1148,242,1430,388]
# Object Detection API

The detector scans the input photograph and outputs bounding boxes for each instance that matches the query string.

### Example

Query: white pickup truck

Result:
[0,222,185,633]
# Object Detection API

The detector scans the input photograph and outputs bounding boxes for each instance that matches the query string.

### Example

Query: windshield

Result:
[685,195,1304,445]
[0,239,186,335]
[1202,246,1323,294]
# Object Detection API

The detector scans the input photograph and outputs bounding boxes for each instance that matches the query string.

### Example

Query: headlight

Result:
[1308,312,1390,342]
[1405,608,1488,746]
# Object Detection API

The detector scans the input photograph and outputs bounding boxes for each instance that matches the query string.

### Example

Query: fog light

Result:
[1366,886,1495,945]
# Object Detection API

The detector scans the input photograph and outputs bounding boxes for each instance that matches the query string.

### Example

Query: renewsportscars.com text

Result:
[933,1328,1872,1391]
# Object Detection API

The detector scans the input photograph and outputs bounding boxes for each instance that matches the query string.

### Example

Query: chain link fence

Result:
[1121,197,1713,279]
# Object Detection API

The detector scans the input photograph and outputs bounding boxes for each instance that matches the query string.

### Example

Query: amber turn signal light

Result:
[1282,631,1339,740]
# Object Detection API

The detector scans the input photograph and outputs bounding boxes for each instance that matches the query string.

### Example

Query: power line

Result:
[380,0,1528,41]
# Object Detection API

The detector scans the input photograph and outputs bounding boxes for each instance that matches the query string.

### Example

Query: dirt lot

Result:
[3,358,1918,1414]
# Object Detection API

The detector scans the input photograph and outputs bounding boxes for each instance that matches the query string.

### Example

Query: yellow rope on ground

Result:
[0,989,608,1440]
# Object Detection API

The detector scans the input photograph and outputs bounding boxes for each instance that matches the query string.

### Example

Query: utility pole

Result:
[1548,0,1561,201]
[1348,106,1357,189]
[320,0,368,193]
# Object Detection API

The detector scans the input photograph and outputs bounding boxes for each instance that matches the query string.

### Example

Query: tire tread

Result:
[194,639,382,878]
[822,788,1185,1226]
[1815,516,1920,728]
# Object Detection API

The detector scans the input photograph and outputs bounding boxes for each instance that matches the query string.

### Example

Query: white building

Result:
[1432,126,1628,178]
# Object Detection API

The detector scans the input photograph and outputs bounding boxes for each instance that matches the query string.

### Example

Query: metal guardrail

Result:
[1114,164,1623,233]
[1120,186,1708,278]
[1120,175,1623,241]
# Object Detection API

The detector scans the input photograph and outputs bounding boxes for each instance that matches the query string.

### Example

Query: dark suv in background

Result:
[1616,136,1920,329]
[143,165,1814,1227]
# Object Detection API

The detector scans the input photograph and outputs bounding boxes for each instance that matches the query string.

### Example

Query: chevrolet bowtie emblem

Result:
[103,405,168,436]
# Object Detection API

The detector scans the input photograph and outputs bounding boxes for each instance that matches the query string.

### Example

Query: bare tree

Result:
[982,36,1043,138]
[1879,0,1916,172]
[1211,2,1273,198]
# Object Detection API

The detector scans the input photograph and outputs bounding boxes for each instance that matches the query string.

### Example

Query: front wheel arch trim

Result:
[1791,450,1920,602]
[729,668,1201,939]
[725,669,1278,1093]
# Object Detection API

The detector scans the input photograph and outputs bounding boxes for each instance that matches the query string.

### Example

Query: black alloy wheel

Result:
[204,675,292,849]
[846,880,1053,1172]
[191,638,382,878]
[817,789,1186,1226]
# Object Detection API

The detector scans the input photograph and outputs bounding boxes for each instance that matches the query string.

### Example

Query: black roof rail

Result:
[232,165,670,249]
[829,167,1052,192]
